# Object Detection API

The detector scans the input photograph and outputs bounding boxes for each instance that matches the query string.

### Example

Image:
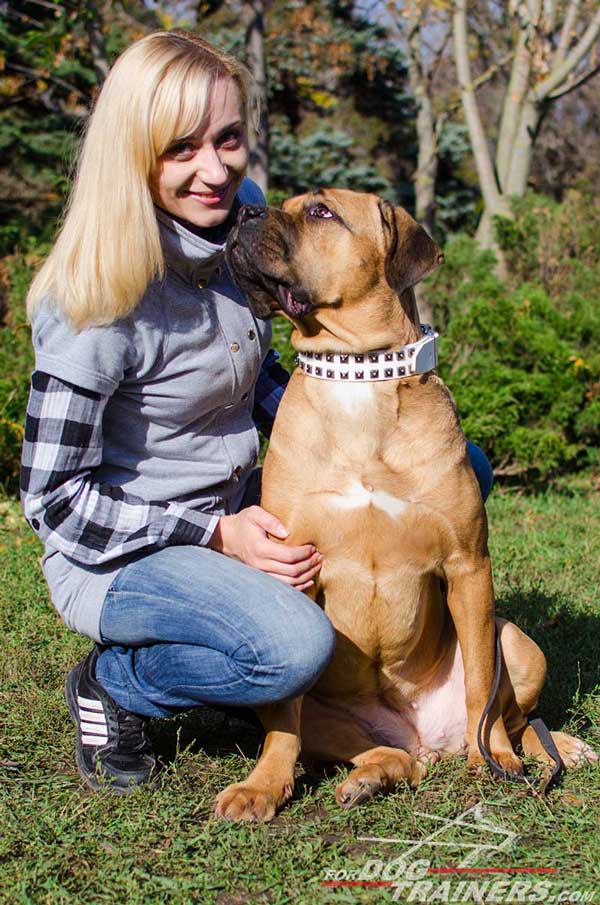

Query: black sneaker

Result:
[64,645,158,794]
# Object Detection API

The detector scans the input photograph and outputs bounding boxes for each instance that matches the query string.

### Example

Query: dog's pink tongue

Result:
[277,284,297,312]
[276,283,307,316]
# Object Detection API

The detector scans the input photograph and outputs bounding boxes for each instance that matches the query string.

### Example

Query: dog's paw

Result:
[493,749,524,776]
[213,780,293,822]
[466,747,485,770]
[467,745,523,777]
[417,747,443,766]
[336,758,426,810]
[336,765,387,810]
[546,732,598,770]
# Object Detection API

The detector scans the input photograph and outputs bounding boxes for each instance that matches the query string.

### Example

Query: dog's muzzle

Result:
[226,205,314,320]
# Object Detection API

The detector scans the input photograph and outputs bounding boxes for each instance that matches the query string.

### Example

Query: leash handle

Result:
[476,628,564,794]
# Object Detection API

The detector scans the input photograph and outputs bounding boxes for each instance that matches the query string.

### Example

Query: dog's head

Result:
[226,188,443,327]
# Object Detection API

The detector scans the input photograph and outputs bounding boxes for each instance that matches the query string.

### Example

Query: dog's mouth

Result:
[226,222,314,320]
[276,284,313,319]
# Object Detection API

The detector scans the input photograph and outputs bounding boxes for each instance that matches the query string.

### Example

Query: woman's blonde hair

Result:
[27,30,254,329]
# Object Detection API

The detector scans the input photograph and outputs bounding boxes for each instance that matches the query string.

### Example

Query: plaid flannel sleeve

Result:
[20,372,219,565]
[252,349,291,438]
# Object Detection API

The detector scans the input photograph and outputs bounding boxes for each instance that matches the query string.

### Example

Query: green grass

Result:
[1,479,599,904]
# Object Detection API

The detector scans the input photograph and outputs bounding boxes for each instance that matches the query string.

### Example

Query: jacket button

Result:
[230,342,240,353]
[247,329,256,340]
[31,518,40,531]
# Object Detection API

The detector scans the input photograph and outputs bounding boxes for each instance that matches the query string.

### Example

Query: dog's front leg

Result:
[444,556,523,775]
[213,698,302,822]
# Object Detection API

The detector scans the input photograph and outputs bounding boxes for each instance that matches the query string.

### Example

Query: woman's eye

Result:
[165,141,196,159]
[219,129,243,149]
[309,204,334,219]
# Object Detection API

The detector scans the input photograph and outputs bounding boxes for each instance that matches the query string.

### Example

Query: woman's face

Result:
[153,78,249,230]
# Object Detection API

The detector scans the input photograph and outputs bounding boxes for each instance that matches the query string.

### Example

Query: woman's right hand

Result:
[207,506,323,590]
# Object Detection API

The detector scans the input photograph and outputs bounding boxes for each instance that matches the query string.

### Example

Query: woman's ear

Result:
[379,200,444,294]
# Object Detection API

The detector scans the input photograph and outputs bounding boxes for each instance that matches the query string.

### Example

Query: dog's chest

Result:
[272,377,449,567]
[325,381,379,418]
[303,383,435,525]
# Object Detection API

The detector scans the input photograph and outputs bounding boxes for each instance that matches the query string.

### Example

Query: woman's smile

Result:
[184,181,234,205]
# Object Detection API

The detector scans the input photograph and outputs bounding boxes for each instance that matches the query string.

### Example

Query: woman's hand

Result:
[208,506,323,590]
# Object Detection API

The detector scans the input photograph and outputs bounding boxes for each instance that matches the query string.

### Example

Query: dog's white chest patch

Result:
[333,479,407,518]
[328,381,376,417]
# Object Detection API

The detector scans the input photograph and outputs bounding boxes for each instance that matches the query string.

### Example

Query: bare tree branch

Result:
[548,60,600,98]
[555,0,581,66]
[3,6,45,28]
[542,0,558,32]
[537,7,600,99]
[440,52,513,123]
[23,0,63,11]
[5,62,89,101]
[429,30,451,83]
[525,0,542,23]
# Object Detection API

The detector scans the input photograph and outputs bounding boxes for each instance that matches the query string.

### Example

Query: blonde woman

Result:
[21,30,335,798]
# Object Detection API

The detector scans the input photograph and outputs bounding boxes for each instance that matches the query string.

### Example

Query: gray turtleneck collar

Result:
[155,206,231,287]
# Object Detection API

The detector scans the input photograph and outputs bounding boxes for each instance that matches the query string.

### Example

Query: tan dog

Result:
[214,189,596,821]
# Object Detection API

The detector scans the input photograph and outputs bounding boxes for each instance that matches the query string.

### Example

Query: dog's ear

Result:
[379,200,444,294]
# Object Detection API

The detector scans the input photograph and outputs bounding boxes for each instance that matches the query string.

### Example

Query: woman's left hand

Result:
[207,505,323,590]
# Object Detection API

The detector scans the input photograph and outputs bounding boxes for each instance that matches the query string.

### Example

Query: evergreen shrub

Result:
[0,255,35,494]
[429,189,600,478]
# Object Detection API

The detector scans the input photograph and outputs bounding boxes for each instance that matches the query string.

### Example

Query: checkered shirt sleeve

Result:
[20,372,219,564]
[252,349,291,438]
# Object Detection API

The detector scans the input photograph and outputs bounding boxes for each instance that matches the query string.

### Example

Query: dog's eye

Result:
[308,203,334,220]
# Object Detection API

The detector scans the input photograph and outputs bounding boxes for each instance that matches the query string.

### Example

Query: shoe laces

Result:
[115,708,151,754]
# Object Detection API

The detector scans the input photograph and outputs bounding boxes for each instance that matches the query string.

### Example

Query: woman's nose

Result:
[194,145,228,185]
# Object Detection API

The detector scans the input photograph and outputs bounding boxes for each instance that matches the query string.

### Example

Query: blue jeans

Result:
[95,443,492,718]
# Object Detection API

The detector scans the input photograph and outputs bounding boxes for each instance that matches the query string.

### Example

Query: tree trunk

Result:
[453,0,511,271]
[504,98,543,197]
[452,0,511,226]
[404,5,441,326]
[412,98,437,322]
[495,27,532,191]
[406,7,438,238]
[244,0,269,194]
[413,96,438,237]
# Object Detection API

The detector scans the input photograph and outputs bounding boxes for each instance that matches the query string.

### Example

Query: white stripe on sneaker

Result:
[82,734,108,746]
[77,695,104,711]
[81,720,107,735]
[78,709,106,724]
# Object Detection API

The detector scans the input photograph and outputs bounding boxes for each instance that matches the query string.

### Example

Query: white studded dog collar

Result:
[296,324,439,381]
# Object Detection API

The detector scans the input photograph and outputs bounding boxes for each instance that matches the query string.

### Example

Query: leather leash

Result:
[477,627,564,794]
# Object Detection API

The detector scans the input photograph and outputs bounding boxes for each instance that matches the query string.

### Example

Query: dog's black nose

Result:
[239,204,266,224]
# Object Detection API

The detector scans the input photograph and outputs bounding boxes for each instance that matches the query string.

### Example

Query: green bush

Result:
[428,193,600,479]
[0,255,35,494]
